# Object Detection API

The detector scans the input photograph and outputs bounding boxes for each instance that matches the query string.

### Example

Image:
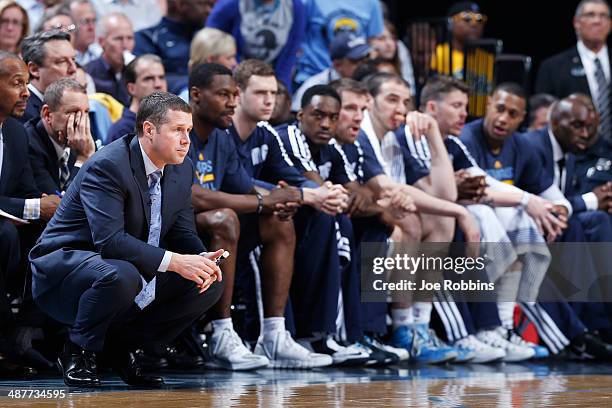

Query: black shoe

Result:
[568,331,612,361]
[57,342,101,387]
[160,346,204,369]
[112,351,164,387]
[134,349,168,371]
[0,358,37,379]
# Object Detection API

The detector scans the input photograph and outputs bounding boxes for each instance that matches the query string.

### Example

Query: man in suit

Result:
[27,78,96,195]
[85,12,135,106]
[20,30,78,124]
[107,54,167,144]
[518,93,612,360]
[29,91,225,387]
[535,0,612,187]
[0,52,60,378]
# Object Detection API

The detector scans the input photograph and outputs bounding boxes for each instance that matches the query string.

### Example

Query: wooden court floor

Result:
[1,362,612,407]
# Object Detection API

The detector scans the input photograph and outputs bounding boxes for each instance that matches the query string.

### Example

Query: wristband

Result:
[255,192,264,214]
[519,192,531,209]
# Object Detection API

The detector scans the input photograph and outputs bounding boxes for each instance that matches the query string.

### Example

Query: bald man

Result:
[85,12,135,105]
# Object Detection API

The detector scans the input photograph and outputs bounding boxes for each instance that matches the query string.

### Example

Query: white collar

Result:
[47,133,70,161]
[547,127,565,162]
[138,138,164,177]
[577,40,608,62]
[28,84,44,102]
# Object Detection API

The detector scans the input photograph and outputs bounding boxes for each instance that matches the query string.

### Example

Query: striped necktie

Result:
[594,58,610,142]
[59,150,70,191]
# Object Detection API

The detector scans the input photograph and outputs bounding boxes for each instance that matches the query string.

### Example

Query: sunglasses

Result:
[453,12,487,25]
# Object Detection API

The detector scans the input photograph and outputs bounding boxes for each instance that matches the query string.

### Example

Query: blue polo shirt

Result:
[188,128,254,194]
[460,118,550,194]
[107,108,136,144]
[134,17,202,77]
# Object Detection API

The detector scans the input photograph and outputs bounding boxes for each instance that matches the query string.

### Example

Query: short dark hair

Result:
[233,59,275,90]
[124,54,163,86]
[0,51,23,78]
[420,76,469,108]
[329,78,369,98]
[188,62,233,91]
[43,78,86,111]
[301,85,341,109]
[21,30,72,66]
[528,93,558,125]
[136,91,191,136]
[366,72,409,98]
[491,82,527,101]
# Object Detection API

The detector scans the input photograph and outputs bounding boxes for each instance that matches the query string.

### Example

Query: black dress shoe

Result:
[0,358,37,379]
[113,351,164,387]
[161,346,204,369]
[134,349,168,371]
[58,344,101,387]
[568,331,612,361]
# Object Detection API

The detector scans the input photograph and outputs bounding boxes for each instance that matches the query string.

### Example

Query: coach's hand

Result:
[168,250,223,293]
[67,111,95,162]
[40,194,61,221]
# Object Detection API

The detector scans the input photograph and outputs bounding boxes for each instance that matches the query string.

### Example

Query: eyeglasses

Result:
[0,18,23,28]
[579,11,611,20]
[52,23,76,33]
[453,12,488,25]
[78,17,97,26]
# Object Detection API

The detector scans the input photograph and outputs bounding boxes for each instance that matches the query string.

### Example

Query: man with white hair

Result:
[85,12,134,105]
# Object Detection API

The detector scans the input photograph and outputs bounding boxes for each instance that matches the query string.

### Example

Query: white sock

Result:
[211,318,233,333]
[497,302,515,330]
[263,317,285,338]
[413,302,432,325]
[391,307,414,329]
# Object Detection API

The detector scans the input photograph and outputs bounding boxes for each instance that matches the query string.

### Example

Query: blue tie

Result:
[135,170,162,309]
[147,170,162,247]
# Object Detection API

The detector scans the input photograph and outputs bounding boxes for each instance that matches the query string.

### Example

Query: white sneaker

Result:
[454,335,506,363]
[476,327,535,362]
[205,327,270,370]
[255,330,333,369]
[368,337,410,361]
[311,337,370,366]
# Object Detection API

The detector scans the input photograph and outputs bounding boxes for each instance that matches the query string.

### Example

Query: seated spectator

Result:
[91,0,164,32]
[431,1,486,79]
[370,19,416,95]
[66,0,100,65]
[35,4,76,49]
[107,54,167,143]
[0,51,60,378]
[292,33,372,112]
[528,93,558,131]
[177,27,237,102]
[351,57,400,82]
[134,0,210,91]
[293,0,384,87]
[26,78,95,194]
[15,0,61,30]
[269,78,292,126]
[20,30,77,124]
[85,12,134,105]
[188,27,237,72]
[206,0,305,91]
[0,1,29,53]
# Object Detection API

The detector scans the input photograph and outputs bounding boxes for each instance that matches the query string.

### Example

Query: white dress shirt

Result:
[577,40,610,100]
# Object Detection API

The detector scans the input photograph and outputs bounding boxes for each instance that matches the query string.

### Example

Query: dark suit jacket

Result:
[0,117,41,217]
[26,118,80,194]
[85,57,130,106]
[29,134,205,298]
[535,45,612,98]
[19,93,43,125]
[525,126,587,212]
